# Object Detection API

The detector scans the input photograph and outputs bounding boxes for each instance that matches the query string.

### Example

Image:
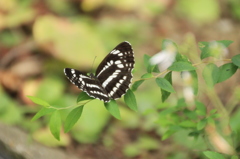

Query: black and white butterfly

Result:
[64,41,134,103]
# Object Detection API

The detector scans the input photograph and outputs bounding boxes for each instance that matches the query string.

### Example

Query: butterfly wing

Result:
[95,41,135,99]
[64,68,110,102]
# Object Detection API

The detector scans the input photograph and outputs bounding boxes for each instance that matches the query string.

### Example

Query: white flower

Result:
[208,41,229,58]
[150,41,177,72]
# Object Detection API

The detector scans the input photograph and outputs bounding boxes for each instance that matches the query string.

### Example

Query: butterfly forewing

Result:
[96,41,134,99]
[64,41,134,102]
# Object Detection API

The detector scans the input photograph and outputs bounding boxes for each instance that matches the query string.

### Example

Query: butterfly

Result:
[64,41,135,103]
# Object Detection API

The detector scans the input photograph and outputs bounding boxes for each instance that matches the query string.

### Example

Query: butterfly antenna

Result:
[91,56,97,74]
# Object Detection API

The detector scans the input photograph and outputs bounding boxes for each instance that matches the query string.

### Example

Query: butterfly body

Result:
[64,41,134,103]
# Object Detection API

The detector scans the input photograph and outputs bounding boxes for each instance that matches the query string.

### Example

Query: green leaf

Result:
[162,126,181,140]
[152,64,160,73]
[144,54,155,73]
[232,54,240,68]
[161,72,172,102]
[49,111,61,141]
[31,107,56,121]
[200,40,233,59]
[188,131,201,138]
[27,96,50,107]
[131,80,144,91]
[195,101,207,116]
[210,109,217,115]
[217,63,238,83]
[217,40,233,47]
[131,73,153,91]
[183,109,198,120]
[104,100,121,119]
[175,53,189,62]
[179,120,196,128]
[141,73,153,78]
[64,105,84,133]
[144,54,151,68]
[124,89,137,112]
[203,151,226,159]
[231,155,238,159]
[189,70,198,95]
[156,78,175,93]
[162,39,178,50]
[197,119,207,130]
[202,63,220,87]
[77,92,94,103]
[168,62,196,71]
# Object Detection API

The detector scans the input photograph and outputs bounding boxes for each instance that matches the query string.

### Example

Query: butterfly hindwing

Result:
[64,41,134,102]
[64,68,110,102]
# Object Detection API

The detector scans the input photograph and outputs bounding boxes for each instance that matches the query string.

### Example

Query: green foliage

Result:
[31,107,56,121]
[131,79,144,91]
[77,92,94,103]
[124,89,138,112]
[49,111,61,141]
[203,63,220,87]
[27,96,51,107]
[64,106,84,133]
[155,77,175,93]
[160,72,172,102]
[189,70,199,95]
[168,61,196,71]
[232,54,240,68]
[104,100,121,120]
[2,0,239,157]
[217,63,238,83]
[203,151,226,159]
[199,40,233,59]
[28,38,240,158]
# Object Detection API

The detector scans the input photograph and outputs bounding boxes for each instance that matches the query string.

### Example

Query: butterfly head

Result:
[89,73,96,79]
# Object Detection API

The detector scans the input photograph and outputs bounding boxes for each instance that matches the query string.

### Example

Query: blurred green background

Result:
[0,0,240,158]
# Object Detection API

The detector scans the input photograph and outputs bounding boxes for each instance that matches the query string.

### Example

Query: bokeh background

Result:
[0,0,240,159]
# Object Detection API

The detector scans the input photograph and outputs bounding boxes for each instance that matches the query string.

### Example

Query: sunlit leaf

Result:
[64,105,84,133]
[124,89,137,112]
[203,151,226,159]
[49,111,61,141]
[141,73,153,78]
[179,120,196,128]
[104,100,121,119]
[33,15,106,67]
[27,96,50,107]
[32,107,56,121]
